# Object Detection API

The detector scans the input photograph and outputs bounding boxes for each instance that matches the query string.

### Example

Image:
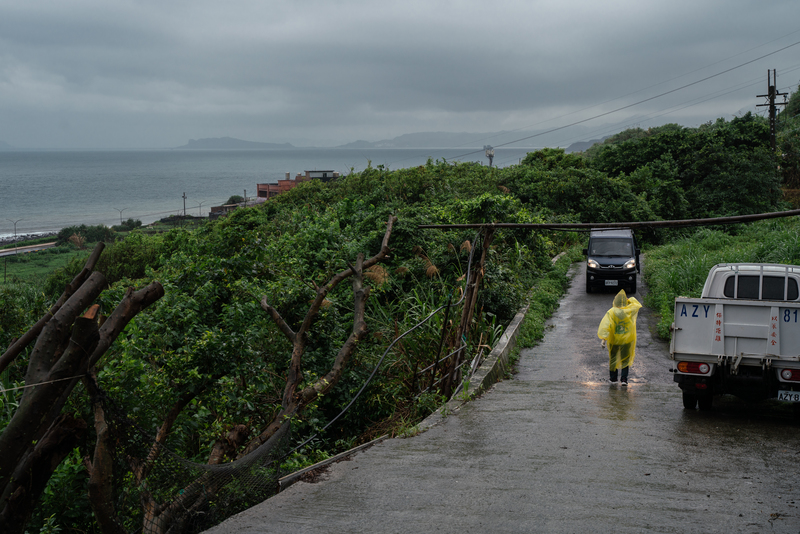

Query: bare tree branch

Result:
[0,242,105,374]
[299,253,369,405]
[84,374,127,534]
[0,414,87,534]
[87,282,164,370]
[0,269,163,533]
[0,274,106,496]
[208,425,250,465]
[259,297,296,343]
[241,215,396,456]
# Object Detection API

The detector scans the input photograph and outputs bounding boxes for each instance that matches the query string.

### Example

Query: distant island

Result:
[174,137,295,150]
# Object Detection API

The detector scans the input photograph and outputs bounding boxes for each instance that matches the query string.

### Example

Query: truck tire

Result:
[628,275,637,295]
[585,278,592,293]
[697,395,713,411]
[682,391,698,410]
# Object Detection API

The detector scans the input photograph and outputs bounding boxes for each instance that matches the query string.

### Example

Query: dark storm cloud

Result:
[0,0,799,148]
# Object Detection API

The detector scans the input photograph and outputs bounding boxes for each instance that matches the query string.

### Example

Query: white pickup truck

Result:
[671,263,800,410]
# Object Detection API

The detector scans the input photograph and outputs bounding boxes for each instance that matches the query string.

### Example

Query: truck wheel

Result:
[585,278,592,293]
[628,276,637,295]
[682,391,698,410]
[697,395,713,411]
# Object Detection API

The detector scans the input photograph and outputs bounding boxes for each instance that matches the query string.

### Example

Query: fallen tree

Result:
[79,215,397,533]
[0,243,164,534]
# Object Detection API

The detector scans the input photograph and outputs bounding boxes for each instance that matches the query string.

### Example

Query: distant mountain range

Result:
[174,137,295,149]
[336,131,604,153]
[0,133,605,152]
[564,138,606,153]
[338,132,500,149]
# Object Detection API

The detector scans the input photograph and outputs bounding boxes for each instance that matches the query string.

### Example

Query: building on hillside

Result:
[305,170,338,182]
[208,203,240,220]
[257,183,281,199]
[256,170,340,200]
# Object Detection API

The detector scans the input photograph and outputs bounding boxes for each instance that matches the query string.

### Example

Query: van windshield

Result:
[590,238,632,257]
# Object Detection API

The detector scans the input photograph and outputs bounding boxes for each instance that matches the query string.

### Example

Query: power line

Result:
[490,74,785,167]
[378,37,800,170]
[448,39,800,161]
[492,63,800,166]
[387,31,800,169]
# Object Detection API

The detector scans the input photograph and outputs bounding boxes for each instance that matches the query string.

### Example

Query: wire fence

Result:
[95,384,292,534]
[83,230,490,533]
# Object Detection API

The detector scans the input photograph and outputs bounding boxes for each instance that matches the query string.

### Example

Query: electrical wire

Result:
[380,38,800,170]
[449,39,800,162]
[487,62,800,167]
[283,231,483,457]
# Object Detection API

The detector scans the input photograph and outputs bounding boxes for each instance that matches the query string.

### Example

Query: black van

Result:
[583,229,640,294]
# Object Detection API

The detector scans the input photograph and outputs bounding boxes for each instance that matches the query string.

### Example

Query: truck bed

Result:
[671,297,800,368]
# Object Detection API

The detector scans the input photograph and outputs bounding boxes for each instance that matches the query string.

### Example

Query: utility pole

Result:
[193,201,207,216]
[182,192,187,217]
[243,189,247,207]
[6,219,22,255]
[484,145,494,168]
[113,207,128,225]
[757,69,788,152]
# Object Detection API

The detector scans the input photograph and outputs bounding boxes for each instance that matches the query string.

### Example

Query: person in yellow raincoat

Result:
[597,289,642,386]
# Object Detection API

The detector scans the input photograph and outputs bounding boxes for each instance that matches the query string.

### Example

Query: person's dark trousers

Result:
[609,367,629,382]
[608,343,632,382]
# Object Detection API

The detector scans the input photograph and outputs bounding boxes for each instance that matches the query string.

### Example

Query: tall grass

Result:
[643,218,800,338]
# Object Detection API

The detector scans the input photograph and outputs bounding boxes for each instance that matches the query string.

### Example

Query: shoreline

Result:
[0,232,58,248]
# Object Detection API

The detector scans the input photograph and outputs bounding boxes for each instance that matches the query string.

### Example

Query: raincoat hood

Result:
[612,289,628,308]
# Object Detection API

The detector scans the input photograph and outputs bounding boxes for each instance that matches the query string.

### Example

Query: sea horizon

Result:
[0,147,538,239]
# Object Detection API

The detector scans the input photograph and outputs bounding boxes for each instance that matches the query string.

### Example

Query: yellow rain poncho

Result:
[597,289,642,371]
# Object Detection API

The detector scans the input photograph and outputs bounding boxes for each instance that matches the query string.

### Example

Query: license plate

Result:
[604,280,618,286]
[778,390,800,403]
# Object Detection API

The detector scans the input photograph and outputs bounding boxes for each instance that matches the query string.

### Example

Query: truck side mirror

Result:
[582,248,588,256]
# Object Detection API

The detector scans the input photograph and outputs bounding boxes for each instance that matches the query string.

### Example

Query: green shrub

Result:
[643,219,800,338]
[112,218,143,231]
[55,224,116,246]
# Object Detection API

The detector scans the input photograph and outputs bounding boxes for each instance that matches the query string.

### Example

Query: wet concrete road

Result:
[208,264,800,533]
[0,242,56,257]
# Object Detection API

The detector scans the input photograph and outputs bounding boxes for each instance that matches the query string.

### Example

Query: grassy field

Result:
[0,215,210,285]
[0,246,89,286]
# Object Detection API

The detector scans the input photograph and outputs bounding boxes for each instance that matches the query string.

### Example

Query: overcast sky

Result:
[1,0,799,149]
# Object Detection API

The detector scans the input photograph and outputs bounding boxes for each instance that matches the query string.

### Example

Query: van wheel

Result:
[698,395,713,411]
[585,279,592,293]
[682,391,698,410]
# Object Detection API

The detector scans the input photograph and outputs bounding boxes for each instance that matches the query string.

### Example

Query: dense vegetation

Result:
[643,217,800,338]
[1,87,799,533]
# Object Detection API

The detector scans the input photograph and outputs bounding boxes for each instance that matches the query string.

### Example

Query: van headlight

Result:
[624,259,636,270]
[587,259,599,269]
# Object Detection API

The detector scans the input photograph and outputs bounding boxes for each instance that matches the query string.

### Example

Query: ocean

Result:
[0,147,535,239]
